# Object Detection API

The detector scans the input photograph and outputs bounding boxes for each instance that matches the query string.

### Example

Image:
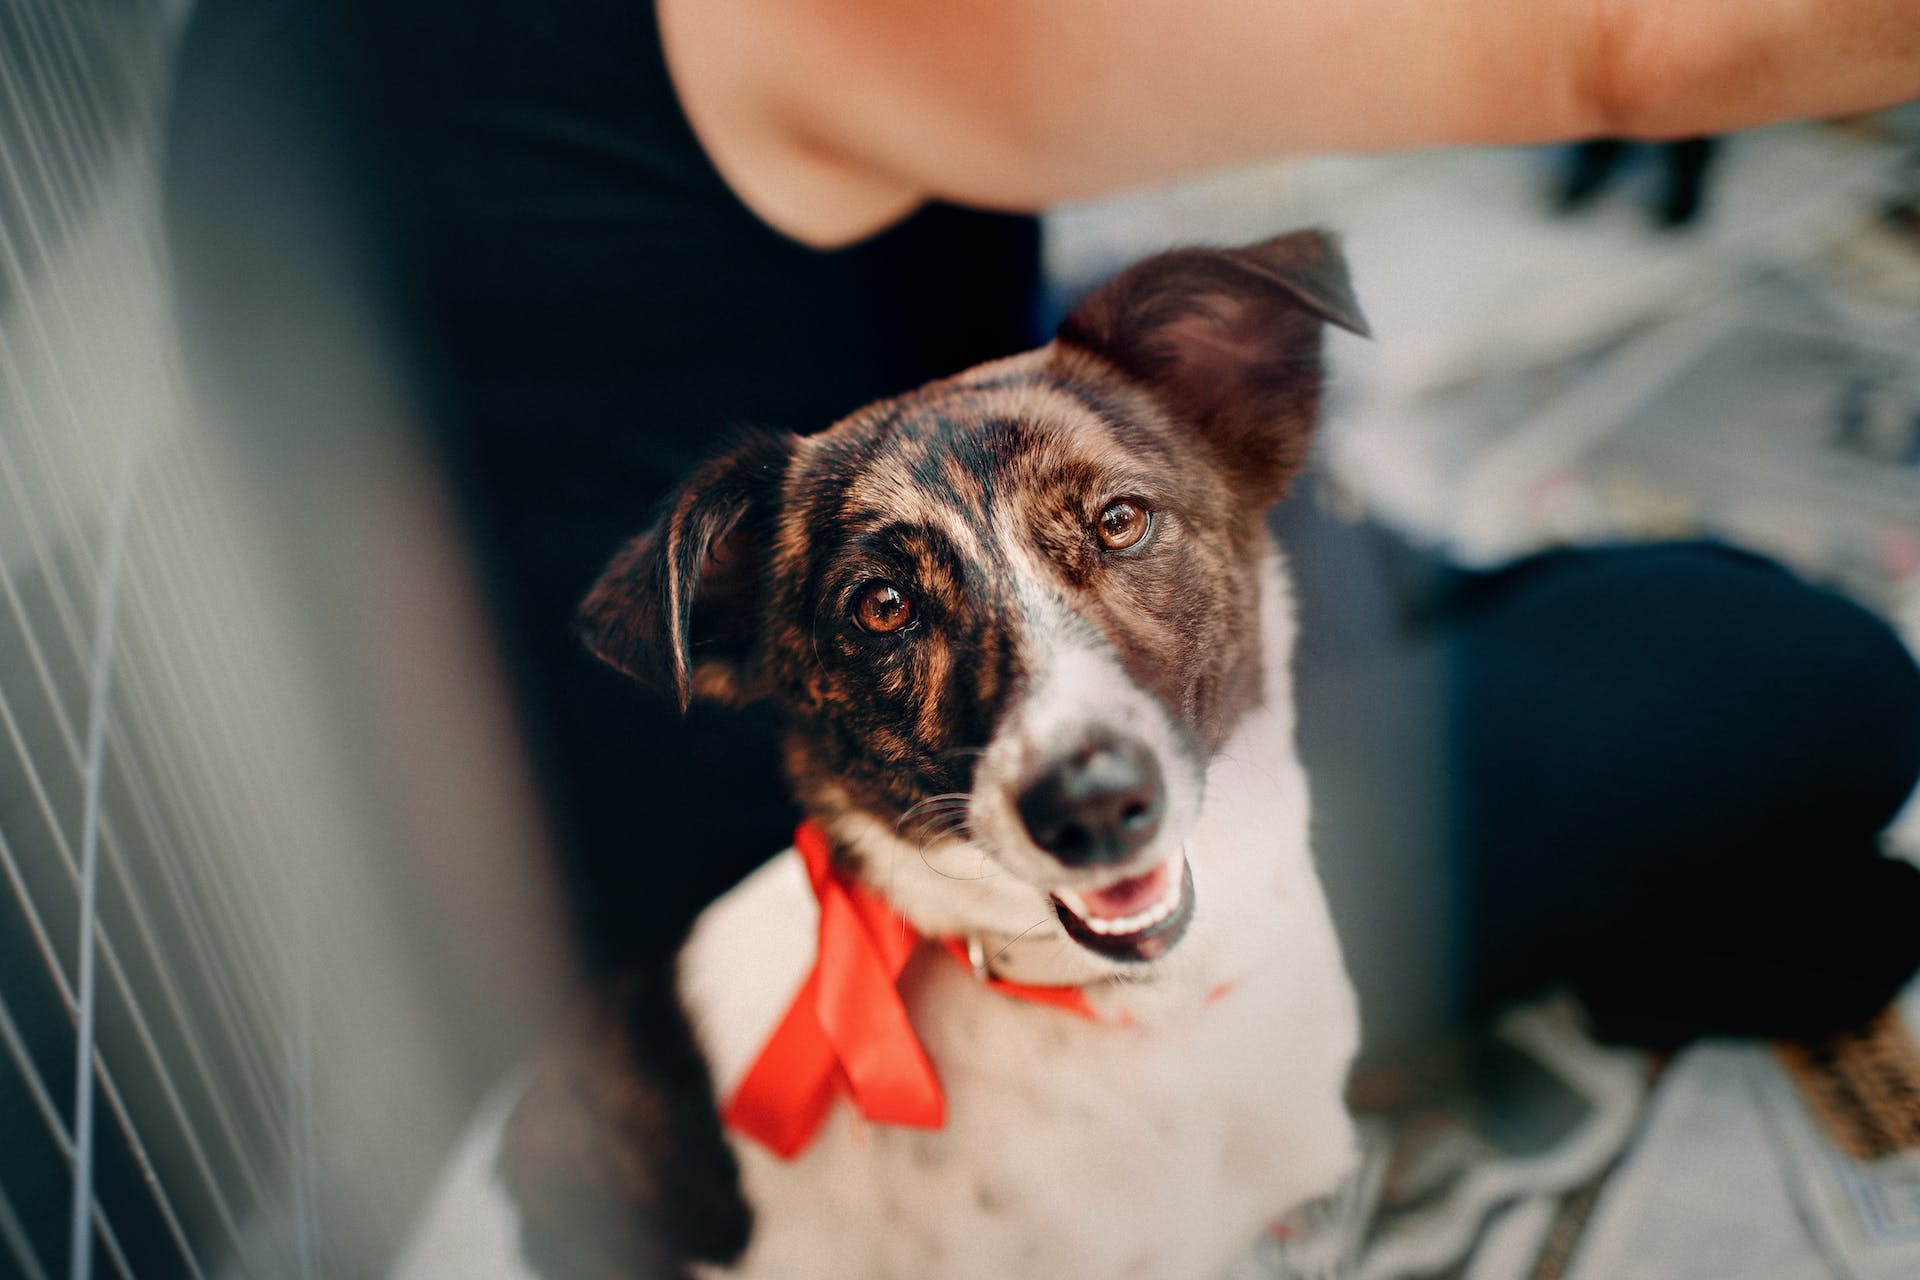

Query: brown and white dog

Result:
[401,231,1366,1280]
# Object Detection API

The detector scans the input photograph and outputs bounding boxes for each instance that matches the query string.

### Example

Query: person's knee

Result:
[1458,542,1920,846]
[1695,548,1920,834]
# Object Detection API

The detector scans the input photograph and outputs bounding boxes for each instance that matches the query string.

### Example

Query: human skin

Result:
[659,0,1920,246]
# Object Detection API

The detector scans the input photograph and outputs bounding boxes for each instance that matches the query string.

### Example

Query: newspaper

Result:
[1567,986,1920,1280]
[1755,989,1920,1280]
[1559,1044,1835,1280]
[1231,1000,1649,1280]
[1319,136,1920,655]
[1231,981,1920,1280]
[1440,275,1920,614]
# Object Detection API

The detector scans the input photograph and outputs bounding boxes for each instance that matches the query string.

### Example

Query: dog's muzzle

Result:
[1017,731,1195,963]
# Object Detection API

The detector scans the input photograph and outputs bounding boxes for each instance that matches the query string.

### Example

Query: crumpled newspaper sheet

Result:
[1235,979,1920,1280]
[1232,998,1649,1280]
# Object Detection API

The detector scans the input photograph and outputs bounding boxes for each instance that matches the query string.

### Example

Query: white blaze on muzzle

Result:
[969,595,1205,888]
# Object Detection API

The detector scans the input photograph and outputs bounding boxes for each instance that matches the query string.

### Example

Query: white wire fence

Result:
[0,4,324,1276]
[1,4,554,1277]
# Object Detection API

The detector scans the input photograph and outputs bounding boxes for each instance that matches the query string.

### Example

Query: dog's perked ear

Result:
[577,433,795,710]
[1056,230,1369,503]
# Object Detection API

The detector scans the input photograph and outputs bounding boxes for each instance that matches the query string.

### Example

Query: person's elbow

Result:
[1575,0,1703,140]
[1577,0,1920,142]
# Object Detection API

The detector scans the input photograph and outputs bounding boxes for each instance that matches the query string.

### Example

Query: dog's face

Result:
[582,232,1365,973]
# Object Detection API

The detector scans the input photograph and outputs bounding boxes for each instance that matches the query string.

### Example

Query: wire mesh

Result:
[1,4,327,1276]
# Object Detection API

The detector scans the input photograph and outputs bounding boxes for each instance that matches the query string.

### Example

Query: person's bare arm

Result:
[661,0,1920,247]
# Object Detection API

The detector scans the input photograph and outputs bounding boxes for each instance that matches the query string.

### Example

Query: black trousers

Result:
[1283,496,1920,1055]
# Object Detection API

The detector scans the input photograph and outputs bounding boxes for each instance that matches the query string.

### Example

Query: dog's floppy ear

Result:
[1056,230,1368,502]
[577,433,795,710]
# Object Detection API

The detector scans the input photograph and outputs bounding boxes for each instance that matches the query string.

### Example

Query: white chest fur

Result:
[679,651,1359,1279]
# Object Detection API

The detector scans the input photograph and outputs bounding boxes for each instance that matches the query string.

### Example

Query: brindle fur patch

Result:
[580,230,1362,849]
[766,364,1274,833]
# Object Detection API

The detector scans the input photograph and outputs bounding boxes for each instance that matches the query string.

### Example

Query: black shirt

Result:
[171,0,1043,968]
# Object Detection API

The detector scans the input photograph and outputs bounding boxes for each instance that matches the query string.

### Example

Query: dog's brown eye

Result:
[1095,500,1151,551]
[853,581,915,634]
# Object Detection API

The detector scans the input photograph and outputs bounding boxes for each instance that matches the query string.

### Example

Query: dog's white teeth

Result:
[1056,869,1184,937]
[1078,891,1180,937]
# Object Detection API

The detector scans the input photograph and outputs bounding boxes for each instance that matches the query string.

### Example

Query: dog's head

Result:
[581,232,1364,975]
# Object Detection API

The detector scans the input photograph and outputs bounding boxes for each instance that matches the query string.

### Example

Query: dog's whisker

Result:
[917,828,975,860]
[911,821,962,846]
[895,793,980,866]
[916,841,999,881]
[934,745,988,763]
[894,794,967,825]
[807,613,832,675]
[907,822,970,854]
[990,914,1057,966]
[896,792,972,829]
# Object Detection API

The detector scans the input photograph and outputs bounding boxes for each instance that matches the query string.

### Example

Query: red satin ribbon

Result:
[723,821,1097,1158]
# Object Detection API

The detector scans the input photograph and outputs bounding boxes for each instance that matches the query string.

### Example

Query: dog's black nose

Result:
[1017,734,1165,866]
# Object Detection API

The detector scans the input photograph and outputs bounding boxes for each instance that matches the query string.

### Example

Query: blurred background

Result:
[1,3,1917,1279]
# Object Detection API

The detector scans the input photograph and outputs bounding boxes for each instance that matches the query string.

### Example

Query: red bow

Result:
[723,821,1095,1158]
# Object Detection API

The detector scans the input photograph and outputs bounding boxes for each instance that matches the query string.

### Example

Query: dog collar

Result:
[722,821,1099,1158]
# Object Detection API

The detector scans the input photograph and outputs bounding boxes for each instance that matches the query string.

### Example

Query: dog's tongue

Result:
[1075,859,1175,920]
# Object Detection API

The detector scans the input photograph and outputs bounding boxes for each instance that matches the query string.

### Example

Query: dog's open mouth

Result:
[1051,851,1194,963]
